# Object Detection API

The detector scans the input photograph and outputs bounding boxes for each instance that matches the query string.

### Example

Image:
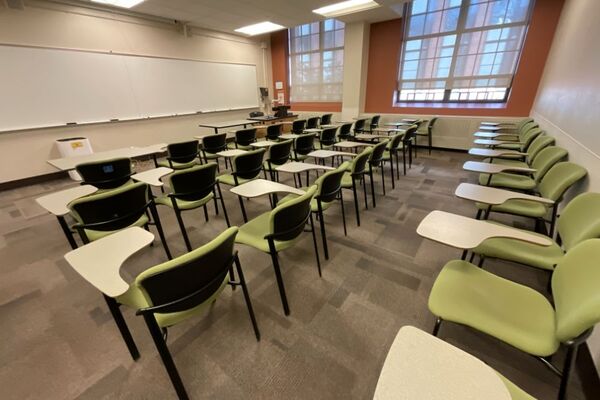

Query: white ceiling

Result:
[78,0,409,35]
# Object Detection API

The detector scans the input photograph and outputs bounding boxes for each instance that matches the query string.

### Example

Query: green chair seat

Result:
[489,158,529,168]
[157,159,198,170]
[263,161,288,171]
[84,214,149,242]
[203,152,219,159]
[227,143,253,151]
[155,192,214,210]
[478,172,536,190]
[279,191,334,213]
[428,260,559,356]
[475,198,548,218]
[497,373,537,400]
[235,211,300,253]
[341,171,354,188]
[217,174,255,186]
[495,143,522,150]
[294,153,309,161]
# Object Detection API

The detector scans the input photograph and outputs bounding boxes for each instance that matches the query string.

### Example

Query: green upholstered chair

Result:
[429,238,600,400]
[490,134,555,168]
[265,123,283,141]
[475,162,587,237]
[75,157,133,191]
[367,140,390,208]
[235,186,321,316]
[382,131,404,186]
[318,127,338,150]
[68,182,172,259]
[263,139,293,181]
[306,116,320,130]
[291,119,307,134]
[401,125,419,172]
[228,128,257,150]
[278,162,349,260]
[320,113,332,126]
[292,133,315,162]
[341,146,373,226]
[155,163,230,252]
[364,115,381,133]
[353,118,367,135]
[479,146,568,189]
[200,133,227,171]
[416,117,437,155]
[337,122,354,141]
[117,227,260,400]
[217,148,266,222]
[495,126,543,153]
[472,192,600,273]
[158,140,200,170]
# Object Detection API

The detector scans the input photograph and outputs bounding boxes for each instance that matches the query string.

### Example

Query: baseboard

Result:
[0,171,69,191]
[577,343,600,399]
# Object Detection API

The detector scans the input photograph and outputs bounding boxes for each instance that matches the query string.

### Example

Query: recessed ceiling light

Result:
[234,21,286,36]
[313,0,380,17]
[90,0,146,9]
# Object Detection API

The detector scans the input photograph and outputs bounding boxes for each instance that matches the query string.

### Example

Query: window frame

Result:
[395,0,535,105]
[288,19,345,103]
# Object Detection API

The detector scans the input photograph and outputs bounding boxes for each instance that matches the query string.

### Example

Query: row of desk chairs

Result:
[423,117,597,400]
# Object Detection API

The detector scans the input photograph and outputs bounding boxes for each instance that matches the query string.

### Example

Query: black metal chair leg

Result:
[173,207,192,252]
[317,203,328,260]
[309,213,322,276]
[432,317,443,337]
[340,191,347,236]
[390,159,395,189]
[212,188,219,215]
[351,181,361,226]
[150,203,172,260]
[369,167,376,208]
[395,151,400,179]
[362,175,369,210]
[475,209,483,220]
[268,249,290,316]
[381,166,386,196]
[104,295,139,361]
[203,205,209,222]
[403,147,407,175]
[141,313,189,400]
[234,254,261,341]
[238,196,248,223]
[216,183,230,227]
[558,344,578,400]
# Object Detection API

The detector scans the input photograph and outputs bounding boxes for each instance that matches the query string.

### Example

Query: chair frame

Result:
[314,174,347,260]
[165,141,201,169]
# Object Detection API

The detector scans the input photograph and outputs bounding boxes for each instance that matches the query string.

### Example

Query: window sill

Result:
[393,102,508,109]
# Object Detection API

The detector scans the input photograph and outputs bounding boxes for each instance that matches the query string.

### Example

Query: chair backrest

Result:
[319,127,338,146]
[350,147,373,175]
[320,114,332,125]
[518,121,538,137]
[292,119,306,134]
[428,117,438,133]
[75,157,132,190]
[403,125,419,143]
[369,140,389,166]
[531,146,568,182]
[69,181,150,233]
[557,193,600,251]
[338,122,353,139]
[233,149,265,180]
[315,162,348,203]
[267,140,293,166]
[520,128,543,151]
[538,162,587,202]
[266,124,283,140]
[354,118,367,133]
[370,115,381,129]
[168,163,218,202]
[268,186,317,242]
[294,134,315,155]
[235,128,257,146]
[306,117,320,129]
[386,131,405,151]
[516,118,535,131]
[135,227,238,314]
[552,239,600,342]
[167,140,199,164]
[202,133,227,154]
[526,134,554,163]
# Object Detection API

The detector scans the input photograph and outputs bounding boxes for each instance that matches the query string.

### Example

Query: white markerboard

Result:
[0,45,259,132]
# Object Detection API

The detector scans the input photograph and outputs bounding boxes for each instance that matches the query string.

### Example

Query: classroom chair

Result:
[471,192,600,275]
[475,162,587,237]
[479,146,568,189]
[68,182,172,259]
[318,127,338,150]
[428,238,600,400]
[75,157,133,191]
[306,116,320,130]
[367,140,390,207]
[263,139,293,181]
[489,134,555,167]
[228,128,257,150]
[401,125,419,171]
[364,115,381,133]
[201,133,227,171]
[116,227,260,400]
[291,119,307,134]
[341,147,373,226]
[265,123,283,141]
[292,133,315,162]
[497,126,543,152]
[337,122,354,141]
[320,113,332,126]
[416,117,438,155]
[217,149,266,222]
[158,140,200,170]
[353,118,367,135]
[381,131,404,186]
[235,186,321,316]
[155,163,230,252]
[279,163,348,260]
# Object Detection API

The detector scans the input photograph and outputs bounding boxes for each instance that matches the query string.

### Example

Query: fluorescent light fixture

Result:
[313,0,380,17]
[90,0,146,8]
[235,21,286,36]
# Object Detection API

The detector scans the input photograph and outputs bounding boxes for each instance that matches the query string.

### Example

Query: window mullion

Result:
[443,0,471,101]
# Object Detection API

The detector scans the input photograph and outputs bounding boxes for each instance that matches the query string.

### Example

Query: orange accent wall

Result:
[364,0,565,116]
[270,30,343,112]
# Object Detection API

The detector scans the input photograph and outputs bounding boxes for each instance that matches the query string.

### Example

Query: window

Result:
[397,0,533,103]
[288,19,345,102]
